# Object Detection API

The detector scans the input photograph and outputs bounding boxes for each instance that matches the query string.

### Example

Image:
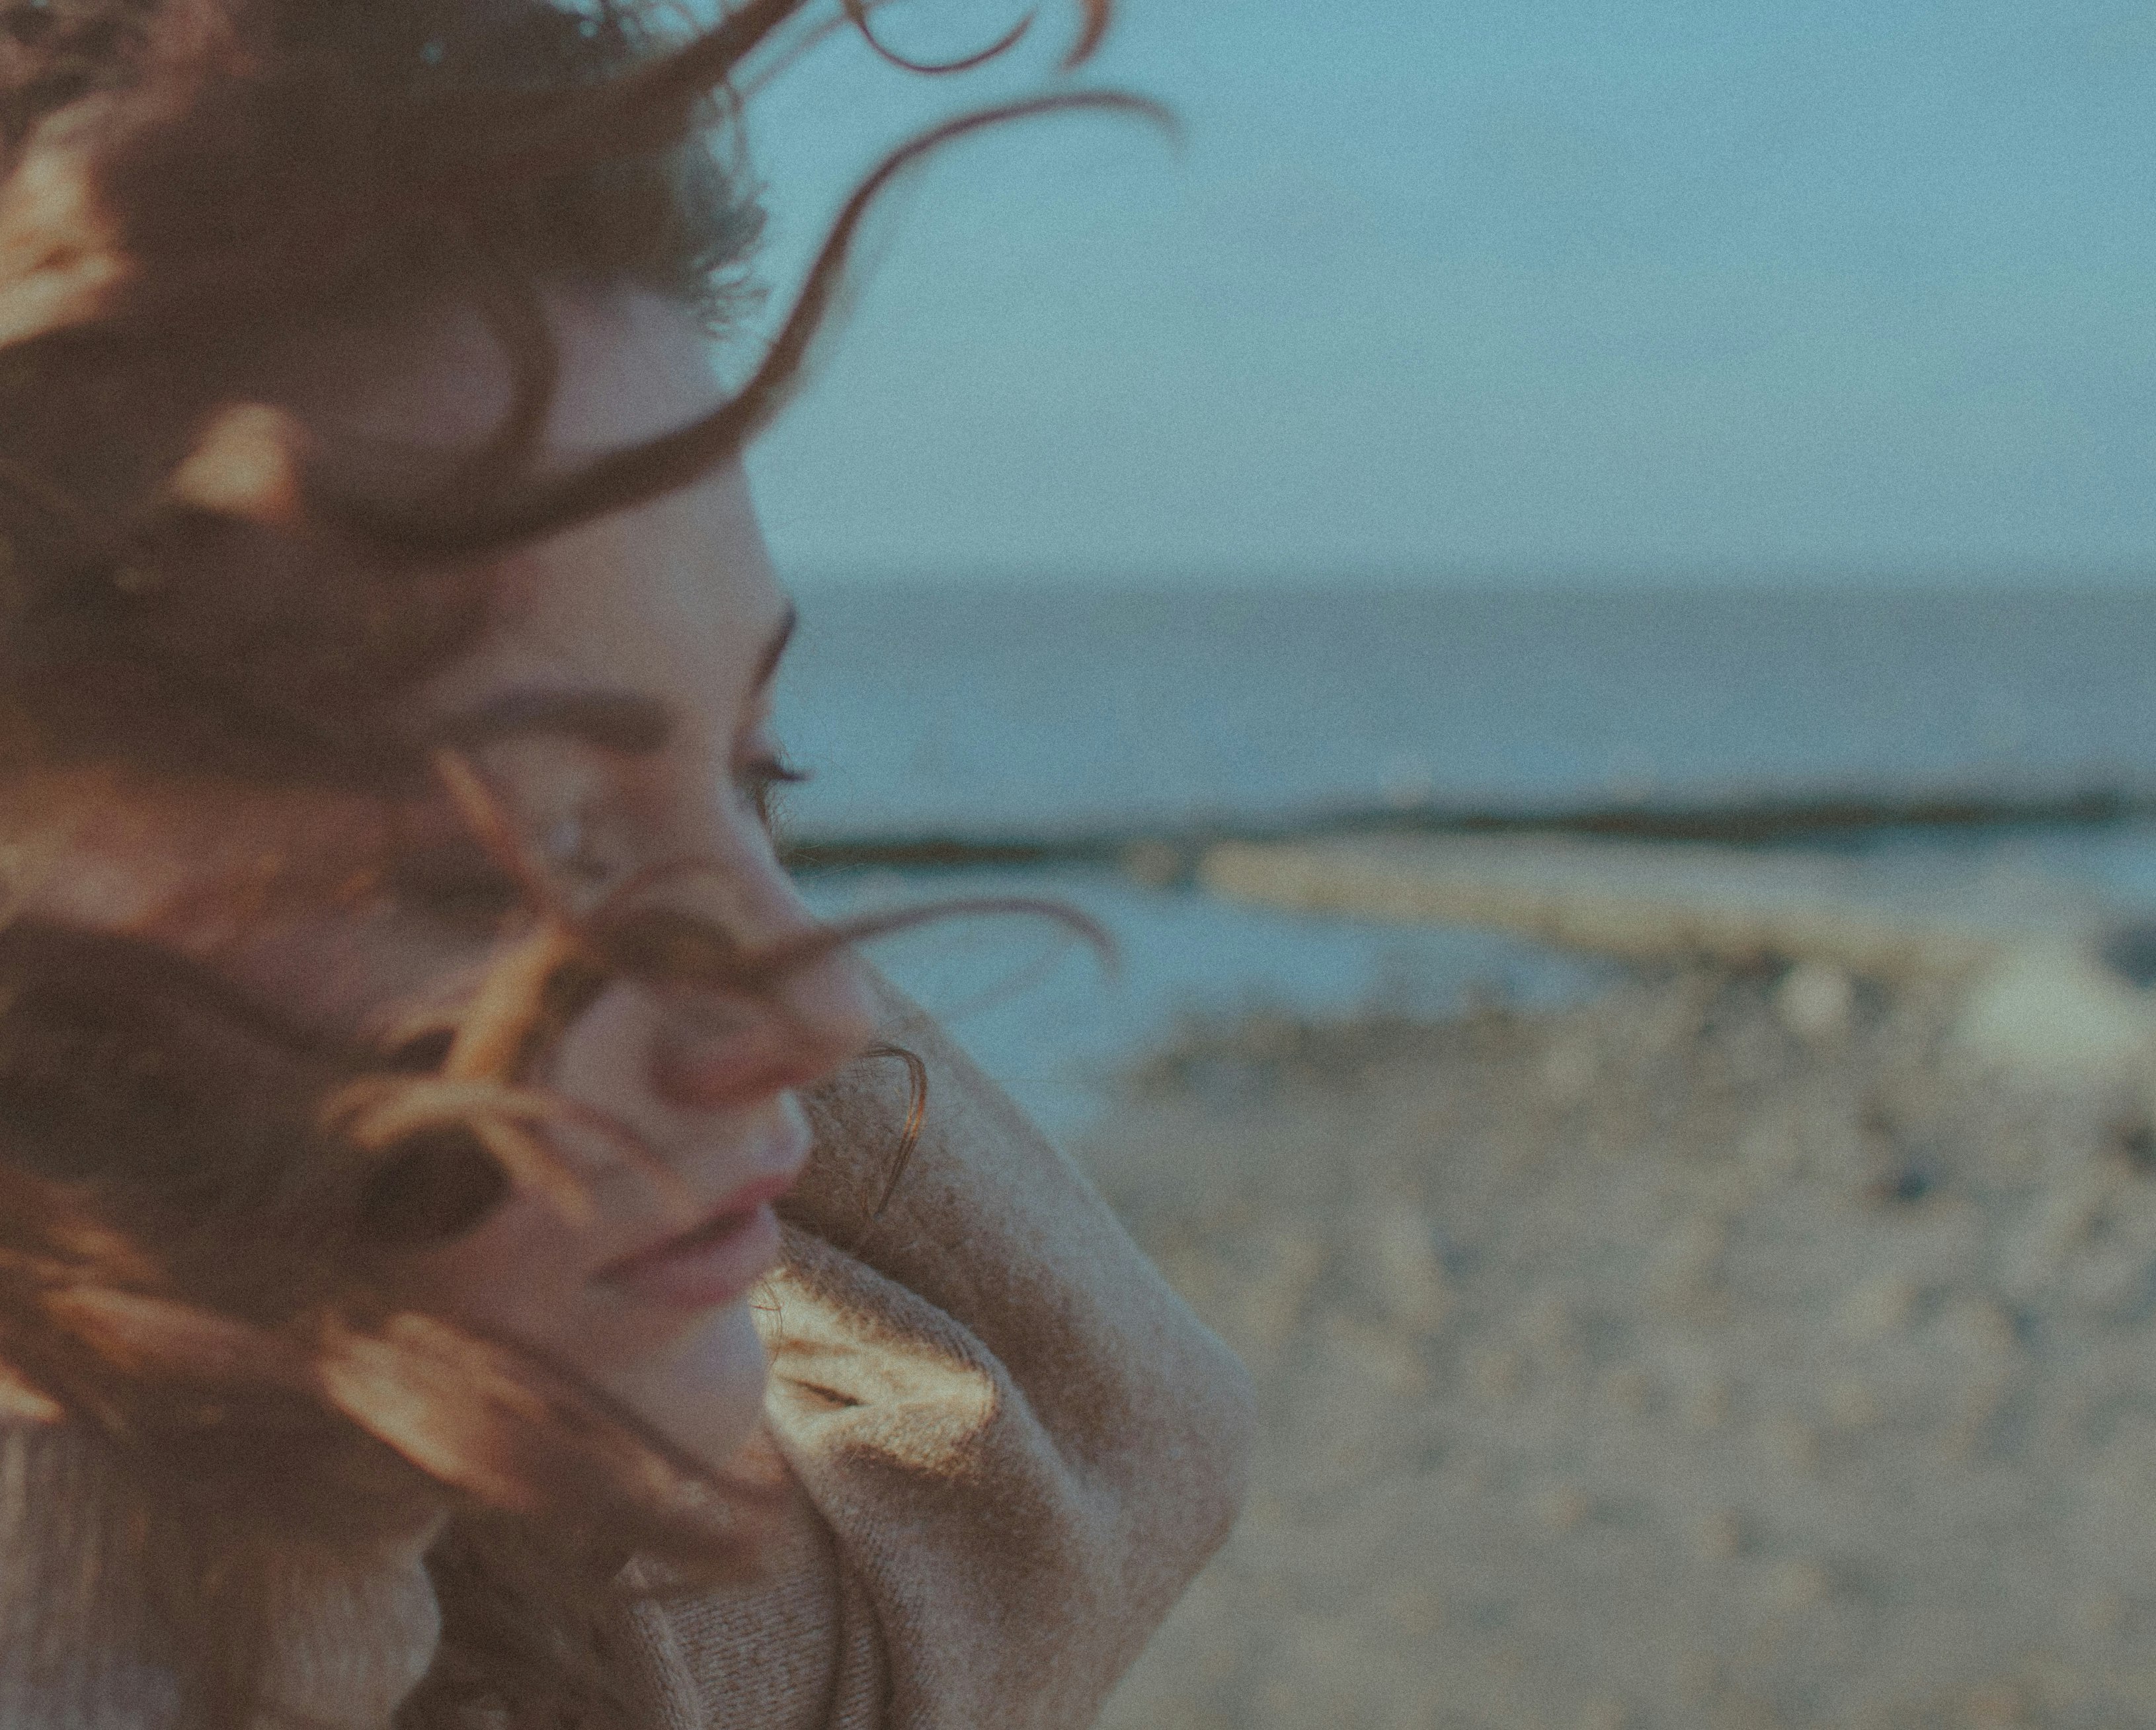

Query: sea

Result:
[774,583,2156,1138]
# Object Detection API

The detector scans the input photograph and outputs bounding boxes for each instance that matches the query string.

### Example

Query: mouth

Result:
[593,1170,799,1309]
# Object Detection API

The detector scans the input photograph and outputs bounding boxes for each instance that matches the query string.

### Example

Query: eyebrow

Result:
[426,688,676,755]
[423,603,800,756]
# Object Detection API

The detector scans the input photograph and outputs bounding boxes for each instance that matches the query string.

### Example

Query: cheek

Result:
[607,1298,772,1467]
[543,976,660,1122]
[407,1184,758,1387]
[409,1197,773,1469]
[407,1192,595,1350]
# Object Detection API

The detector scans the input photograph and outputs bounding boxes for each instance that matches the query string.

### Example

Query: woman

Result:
[0,1,1253,1725]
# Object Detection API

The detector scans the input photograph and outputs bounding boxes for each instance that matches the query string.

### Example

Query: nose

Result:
[643,874,879,1113]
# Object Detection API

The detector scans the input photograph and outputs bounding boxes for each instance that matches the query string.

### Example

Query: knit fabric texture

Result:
[0,984,1256,1727]
[0,1423,443,1729]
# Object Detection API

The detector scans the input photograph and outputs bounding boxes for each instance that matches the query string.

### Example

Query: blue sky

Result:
[735,0,2156,587]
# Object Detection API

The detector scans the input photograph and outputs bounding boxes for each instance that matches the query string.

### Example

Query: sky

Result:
[732,0,2156,589]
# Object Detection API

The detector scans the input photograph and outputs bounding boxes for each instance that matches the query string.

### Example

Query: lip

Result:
[593,1168,801,1309]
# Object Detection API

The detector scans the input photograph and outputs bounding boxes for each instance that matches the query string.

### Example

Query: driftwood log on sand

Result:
[1200,835,2156,1095]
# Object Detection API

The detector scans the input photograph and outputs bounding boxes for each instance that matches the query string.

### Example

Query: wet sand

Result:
[1080,962,2156,1730]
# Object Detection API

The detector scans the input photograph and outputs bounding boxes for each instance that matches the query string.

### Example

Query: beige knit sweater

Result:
[0,985,1255,1728]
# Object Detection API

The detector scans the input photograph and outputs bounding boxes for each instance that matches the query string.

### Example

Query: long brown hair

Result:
[0,1,1142,1723]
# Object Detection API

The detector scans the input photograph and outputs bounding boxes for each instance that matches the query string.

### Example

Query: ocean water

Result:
[774,585,2156,841]
[797,862,1628,1138]
[774,584,2156,1136]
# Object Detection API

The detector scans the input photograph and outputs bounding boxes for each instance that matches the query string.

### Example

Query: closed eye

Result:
[742,755,810,831]
[385,840,523,929]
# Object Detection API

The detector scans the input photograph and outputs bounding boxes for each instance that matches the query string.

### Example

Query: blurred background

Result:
[732,4,2156,1725]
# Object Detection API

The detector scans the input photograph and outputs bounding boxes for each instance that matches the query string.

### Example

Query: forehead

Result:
[309,287,792,739]
[294,282,731,466]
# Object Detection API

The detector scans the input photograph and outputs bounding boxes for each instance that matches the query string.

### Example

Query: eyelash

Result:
[393,747,810,930]
[740,753,811,829]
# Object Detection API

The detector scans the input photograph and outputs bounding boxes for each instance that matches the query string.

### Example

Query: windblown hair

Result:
[0,0,1133,1723]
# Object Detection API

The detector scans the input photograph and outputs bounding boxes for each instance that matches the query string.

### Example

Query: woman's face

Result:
[387,290,881,1471]
[41,287,879,1471]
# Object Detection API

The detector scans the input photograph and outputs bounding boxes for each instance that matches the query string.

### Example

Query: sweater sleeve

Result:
[635,978,1256,1730]
[0,1419,443,1730]
[0,1421,177,1730]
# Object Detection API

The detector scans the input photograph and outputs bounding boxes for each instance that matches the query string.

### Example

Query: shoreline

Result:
[781,788,2156,876]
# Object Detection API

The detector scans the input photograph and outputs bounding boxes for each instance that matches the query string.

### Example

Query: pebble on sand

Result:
[1773,961,1854,1042]
[1769,1559,1832,1612]
[1534,1484,1594,1532]
[1832,1273,1917,1342]
[1363,1206,1453,1336]
[1693,1507,1746,1561]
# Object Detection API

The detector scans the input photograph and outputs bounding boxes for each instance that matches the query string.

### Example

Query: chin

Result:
[604,1294,772,1472]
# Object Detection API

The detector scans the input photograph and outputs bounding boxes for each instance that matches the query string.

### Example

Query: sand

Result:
[1078,960,2156,1730]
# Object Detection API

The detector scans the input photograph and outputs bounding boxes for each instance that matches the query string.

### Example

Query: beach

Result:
[778,581,2156,1727]
[1079,958,2156,1730]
